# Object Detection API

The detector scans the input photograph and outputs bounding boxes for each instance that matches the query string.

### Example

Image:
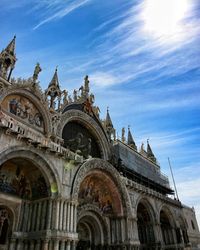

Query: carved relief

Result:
[1,94,44,131]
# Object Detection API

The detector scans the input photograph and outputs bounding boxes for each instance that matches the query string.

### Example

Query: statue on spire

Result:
[84,75,90,97]
[122,127,126,143]
[32,63,42,84]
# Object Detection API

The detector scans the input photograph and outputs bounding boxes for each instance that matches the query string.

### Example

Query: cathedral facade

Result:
[0,37,200,250]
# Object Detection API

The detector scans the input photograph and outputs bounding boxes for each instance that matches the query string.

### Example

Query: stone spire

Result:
[147,139,157,163]
[45,68,62,110]
[105,107,115,141]
[0,35,17,81]
[127,126,137,150]
[105,107,113,128]
[5,35,16,55]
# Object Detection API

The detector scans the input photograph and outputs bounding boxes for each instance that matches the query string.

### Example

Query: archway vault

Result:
[0,146,61,198]
[77,206,109,248]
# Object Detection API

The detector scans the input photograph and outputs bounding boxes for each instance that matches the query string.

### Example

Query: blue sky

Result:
[1,0,200,224]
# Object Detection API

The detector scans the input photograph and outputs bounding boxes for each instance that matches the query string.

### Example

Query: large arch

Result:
[0,146,61,198]
[71,158,131,216]
[136,198,156,249]
[0,88,52,135]
[57,110,112,160]
[77,205,109,249]
[159,206,177,246]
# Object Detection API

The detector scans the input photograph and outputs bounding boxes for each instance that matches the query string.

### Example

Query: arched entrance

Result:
[160,210,175,246]
[137,202,155,249]
[76,212,105,250]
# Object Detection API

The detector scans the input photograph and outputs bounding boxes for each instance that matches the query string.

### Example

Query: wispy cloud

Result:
[33,0,91,30]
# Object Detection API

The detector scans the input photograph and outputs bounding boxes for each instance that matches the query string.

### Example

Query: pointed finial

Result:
[147,139,157,163]
[127,126,137,150]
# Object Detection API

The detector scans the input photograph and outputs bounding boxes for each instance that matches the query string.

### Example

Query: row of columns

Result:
[18,198,78,233]
[9,238,77,250]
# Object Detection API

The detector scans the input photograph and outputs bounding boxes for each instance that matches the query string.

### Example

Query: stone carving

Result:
[1,95,44,130]
[32,63,42,84]
[66,132,92,159]
[83,98,93,116]
[62,90,68,105]
[73,89,78,102]
[93,106,100,118]
[122,127,126,143]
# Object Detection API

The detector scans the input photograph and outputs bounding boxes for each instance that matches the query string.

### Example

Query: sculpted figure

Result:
[33,63,42,83]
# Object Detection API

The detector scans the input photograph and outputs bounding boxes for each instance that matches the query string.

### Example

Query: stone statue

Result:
[73,89,78,102]
[79,86,84,98]
[93,106,100,118]
[33,63,42,83]
[89,93,95,105]
[68,95,72,103]
[84,75,89,96]
[62,90,68,105]
[122,127,126,143]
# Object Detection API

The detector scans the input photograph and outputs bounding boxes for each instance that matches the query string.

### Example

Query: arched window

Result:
[137,202,155,247]
[160,210,174,245]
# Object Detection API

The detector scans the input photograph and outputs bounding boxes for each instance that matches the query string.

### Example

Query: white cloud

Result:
[33,0,91,29]
[90,72,119,88]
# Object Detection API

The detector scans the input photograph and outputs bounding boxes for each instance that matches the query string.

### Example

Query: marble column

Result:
[22,202,29,232]
[54,239,59,250]
[60,241,65,250]
[42,239,49,250]
[70,204,74,232]
[31,202,37,231]
[66,241,71,250]
[73,205,77,233]
[27,203,33,232]
[30,240,35,250]
[48,240,53,250]
[71,241,76,250]
[36,201,42,231]
[46,199,53,230]
[59,200,64,230]
[55,199,60,230]
[67,203,70,232]
[35,240,41,250]
[63,201,67,231]
[16,240,23,250]
[41,199,47,230]
[18,201,25,231]
[9,238,17,250]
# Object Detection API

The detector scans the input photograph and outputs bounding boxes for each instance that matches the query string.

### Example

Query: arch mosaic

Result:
[0,146,61,198]
[57,110,111,160]
[0,88,52,135]
[71,158,132,216]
